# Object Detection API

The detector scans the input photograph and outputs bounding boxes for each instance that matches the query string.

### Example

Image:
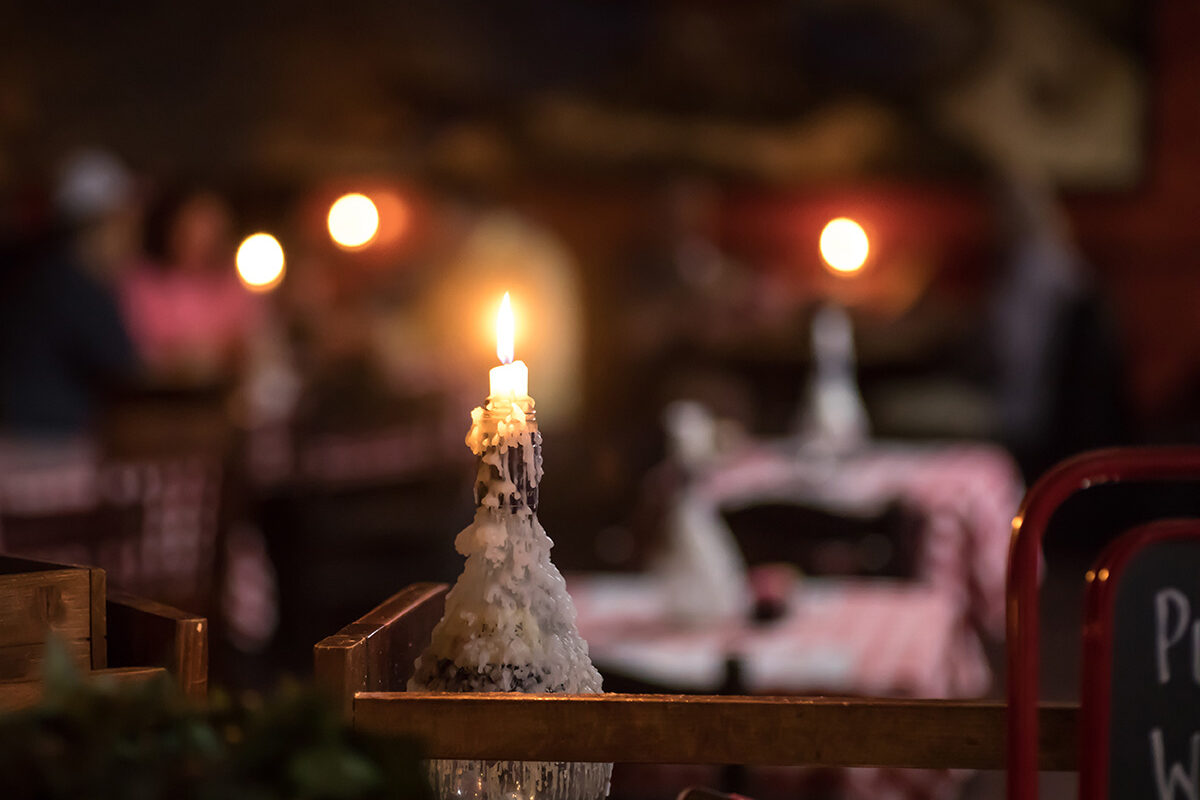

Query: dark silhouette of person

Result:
[0,150,139,438]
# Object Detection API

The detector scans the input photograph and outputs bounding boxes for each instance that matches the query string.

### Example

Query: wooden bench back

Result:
[314,580,1077,770]
[313,582,447,717]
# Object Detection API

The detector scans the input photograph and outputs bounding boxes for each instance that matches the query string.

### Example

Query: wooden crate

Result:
[106,591,207,701]
[315,582,1079,771]
[0,555,105,681]
[0,554,207,710]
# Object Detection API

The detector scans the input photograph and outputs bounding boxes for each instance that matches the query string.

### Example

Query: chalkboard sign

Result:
[1082,522,1200,800]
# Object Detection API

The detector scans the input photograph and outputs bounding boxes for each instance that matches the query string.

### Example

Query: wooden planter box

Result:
[0,555,105,680]
[316,583,1078,771]
[0,554,207,710]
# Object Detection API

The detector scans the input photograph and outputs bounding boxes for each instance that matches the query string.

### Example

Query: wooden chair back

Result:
[100,384,235,461]
[721,500,922,578]
[314,580,1077,771]
[676,789,742,800]
[263,473,463,671]
[313,582,448,717]
[0,456,226,620]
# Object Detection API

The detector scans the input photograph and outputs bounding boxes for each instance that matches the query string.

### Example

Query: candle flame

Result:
[496,291,515,364]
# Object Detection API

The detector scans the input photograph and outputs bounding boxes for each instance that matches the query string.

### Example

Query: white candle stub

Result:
[489,359,528,400]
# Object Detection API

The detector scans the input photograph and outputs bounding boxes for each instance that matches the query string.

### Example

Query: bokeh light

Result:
[236,232,286,291]
[819,217,869,275]
[328,193,380,249]
[373,191,412,247]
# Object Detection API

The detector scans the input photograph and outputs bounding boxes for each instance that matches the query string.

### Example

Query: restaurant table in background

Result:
[574,439,1021,694]
[570,439,1022,800]
[697,439,1023,638]
[570,574,990,697]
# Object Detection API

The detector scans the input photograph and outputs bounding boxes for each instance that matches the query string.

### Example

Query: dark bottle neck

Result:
[476,430,542,514]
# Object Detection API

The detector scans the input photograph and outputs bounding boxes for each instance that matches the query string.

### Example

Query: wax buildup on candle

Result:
[410,397,610,800]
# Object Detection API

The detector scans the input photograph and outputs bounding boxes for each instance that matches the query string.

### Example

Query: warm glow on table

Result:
[328,193,380,249]
[489,291,529,400]
[820,217,869,275]
[235,232,285,291]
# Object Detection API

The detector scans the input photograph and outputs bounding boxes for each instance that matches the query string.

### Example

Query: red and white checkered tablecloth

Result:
[696,441,1024,638]
[570,575,990,699]
[569,574,991,800]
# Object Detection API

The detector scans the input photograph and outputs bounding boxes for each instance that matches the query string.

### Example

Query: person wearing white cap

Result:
[0,148,139,439]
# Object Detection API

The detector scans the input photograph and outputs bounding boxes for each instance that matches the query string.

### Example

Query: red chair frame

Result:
[1007,447,1200,800]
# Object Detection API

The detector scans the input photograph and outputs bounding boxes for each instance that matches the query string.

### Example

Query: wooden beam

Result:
[0,639,92,682]
[354,693,1079,771]
[88,564,106,670]
[0,666,169,712]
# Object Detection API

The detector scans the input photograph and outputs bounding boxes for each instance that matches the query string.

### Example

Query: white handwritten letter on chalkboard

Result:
[1157,589,1190,685]
[1151,729,1200,800]
[1151,586,1200,799]
[1105,539,1200,800]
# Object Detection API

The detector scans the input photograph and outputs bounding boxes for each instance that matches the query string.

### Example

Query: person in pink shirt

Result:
[121,189,262,384]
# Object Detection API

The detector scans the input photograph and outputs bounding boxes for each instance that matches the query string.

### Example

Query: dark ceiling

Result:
[0,1,1147,186]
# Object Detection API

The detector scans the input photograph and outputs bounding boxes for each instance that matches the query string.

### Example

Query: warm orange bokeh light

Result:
[235,232,285,292]
[819,217,869,275]
[496,291,515,364]
[327,193,380,249]
[373,191,412,247]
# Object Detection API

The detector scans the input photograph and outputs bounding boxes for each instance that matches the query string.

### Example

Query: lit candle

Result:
[411,290,610,800]
[466,290,539,503]
[488,292,530,402]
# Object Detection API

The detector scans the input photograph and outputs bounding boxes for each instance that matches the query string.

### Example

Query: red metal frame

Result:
[1078,519,1200,800]
[1006,447,1200,800]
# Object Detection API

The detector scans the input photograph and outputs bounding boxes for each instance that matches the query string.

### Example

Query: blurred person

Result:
[988,166,1127,477]
[121,188,263,384]
[0,148,139,448]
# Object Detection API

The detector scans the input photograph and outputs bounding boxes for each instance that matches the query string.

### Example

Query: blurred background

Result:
[1,1,1198,798]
